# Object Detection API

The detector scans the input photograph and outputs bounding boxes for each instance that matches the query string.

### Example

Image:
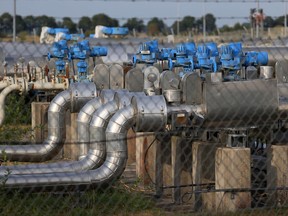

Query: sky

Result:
[1,0,288,28]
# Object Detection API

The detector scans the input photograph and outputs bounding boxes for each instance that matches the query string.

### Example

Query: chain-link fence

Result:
[0,37,288,215]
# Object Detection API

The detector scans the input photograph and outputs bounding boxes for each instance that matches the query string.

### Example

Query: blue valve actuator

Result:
[90,46,108,57]
[244,51,268,66]
[47,40,69,60]
[101,27,129,35]
[47,28,69,35]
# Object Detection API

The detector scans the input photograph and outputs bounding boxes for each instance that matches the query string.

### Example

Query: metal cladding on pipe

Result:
[0,82,97,162]
[0,81,9,91]
[0,90,70,162]
[0,84,21,126]
[78,89,128,159]
[1,95,166,188]
[0,90,141,175]
[31,81,68,91]
[77,97,104,160]
[0,103,136,187]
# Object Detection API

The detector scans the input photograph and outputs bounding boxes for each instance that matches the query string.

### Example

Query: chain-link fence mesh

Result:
[0,37,288,215]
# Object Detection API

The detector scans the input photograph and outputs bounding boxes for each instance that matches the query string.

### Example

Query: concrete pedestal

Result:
[135,132,156,186]
[215,147,251,212]
[31,102,50,144]
[192,142,222,210]
[267,145,288,207]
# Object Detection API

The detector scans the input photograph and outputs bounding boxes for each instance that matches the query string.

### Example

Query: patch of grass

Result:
[0,184,162,216]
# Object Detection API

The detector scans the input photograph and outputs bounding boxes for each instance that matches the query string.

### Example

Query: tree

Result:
[196,13,216,34]
[147,17,166,35]
[274,15,285,27]
[35,15,57,28]
[123,18,145,32]
[233,22,243,31]
[264,16,275,28]
[205,13,217,33]
[78,16,92,33]
[91,13,118,27]
[220,25,232,32]
[0,13,13,34]
[23,15,36,33]
[16,15,26,33]
[61,17,77,32]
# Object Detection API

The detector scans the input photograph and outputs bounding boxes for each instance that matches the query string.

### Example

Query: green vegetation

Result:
[0,184,161,216]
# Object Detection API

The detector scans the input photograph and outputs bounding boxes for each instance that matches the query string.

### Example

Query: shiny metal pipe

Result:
[0,81,9,91]
[0,84,21,126]
[2,104,137,188]
[0,90,70,162]
[0,91,135,175]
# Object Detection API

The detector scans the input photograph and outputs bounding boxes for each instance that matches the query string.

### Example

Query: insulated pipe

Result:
[0,84,21,126]
[0,81,9,91]
[77,97,104,160]
[0,90,70,162]
[0,82,97,162]
[0,91,139,175]
[1,104,137,188]
[77,89,127,159]
[30,81,68,91]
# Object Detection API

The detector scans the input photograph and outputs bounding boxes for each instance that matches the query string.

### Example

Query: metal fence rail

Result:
[0,38,288,215]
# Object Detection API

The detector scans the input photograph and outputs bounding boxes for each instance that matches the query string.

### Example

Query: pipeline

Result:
[0,82,97,162]
[0,91,144,175]
[0,95,172,188]
[0,81,9,91]
[0,103,137,188]
[0,84,21,125]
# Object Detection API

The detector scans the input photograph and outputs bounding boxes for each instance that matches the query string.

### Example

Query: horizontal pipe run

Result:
[1,104,137,188]
[0,90,71,162]
[31,81,68,90]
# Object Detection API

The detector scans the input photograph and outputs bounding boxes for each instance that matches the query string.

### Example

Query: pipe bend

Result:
[0,84,21,126]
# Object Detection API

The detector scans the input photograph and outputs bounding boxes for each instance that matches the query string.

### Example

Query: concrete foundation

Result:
[135,132,156,186]
[31,102,79,160]
[267,145,288,207]
[215,147,251,212]
[31,102,49,144]
[171,136,193,204]
[192,141,222,210]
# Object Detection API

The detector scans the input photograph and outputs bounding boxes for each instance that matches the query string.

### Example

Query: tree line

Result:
[0,12,287,37]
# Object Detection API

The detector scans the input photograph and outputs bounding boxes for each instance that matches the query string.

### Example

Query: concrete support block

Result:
[127,128,136,165]
[215,147,251,212]
[31,102,50,144]
[267,145,288,207]
[192,142,222,210]
[63,112,78,160]
[135,132,156,186]
[171,136,193,204]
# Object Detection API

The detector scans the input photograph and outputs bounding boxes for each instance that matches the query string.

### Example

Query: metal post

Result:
[13,0,16,42]
[177,3,180,35]
[203,2,206,42]
[285,2,287,37]
[256,0,259,39]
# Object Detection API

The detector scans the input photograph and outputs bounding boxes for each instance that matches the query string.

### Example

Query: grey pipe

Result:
[0,84,21,126]
[0,81,9,91]
[0,97,106,175]
[0,82,97,162]
[0,89,70,162]
[77,97,104,160]
[0,91,138,175]
[1,104,137,188]
[77,89,128,159]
